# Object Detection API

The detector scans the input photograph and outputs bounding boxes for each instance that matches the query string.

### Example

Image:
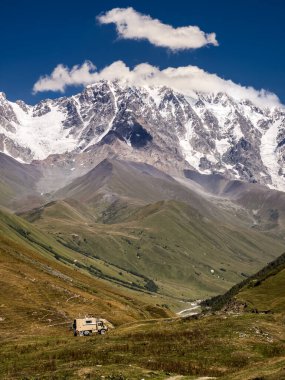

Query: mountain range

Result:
[1,80,285,193]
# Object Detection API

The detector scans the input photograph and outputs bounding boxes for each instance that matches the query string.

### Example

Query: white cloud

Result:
[97,7,218,51]
[33,60,281,108]
[33,61,98,93]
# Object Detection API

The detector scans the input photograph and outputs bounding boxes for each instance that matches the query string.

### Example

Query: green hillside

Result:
[202,251,285,314]
[20,197,285,300]
[1,305,285,379]
[0,207,173,339]
[1,157,285,380]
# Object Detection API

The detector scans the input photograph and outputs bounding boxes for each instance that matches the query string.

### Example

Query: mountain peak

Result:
[0,92,7,101]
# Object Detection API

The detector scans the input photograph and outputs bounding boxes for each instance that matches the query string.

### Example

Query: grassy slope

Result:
[236,253,285,313]
[19,158,285,301]
[1,158,285,379]
[2,247,285,380]
[21,197,285,300]
[202,251,285,313]
[0,207,173,339]
[1,313,284,379]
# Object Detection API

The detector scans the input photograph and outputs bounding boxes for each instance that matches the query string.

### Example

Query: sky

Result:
[1,0,285,105]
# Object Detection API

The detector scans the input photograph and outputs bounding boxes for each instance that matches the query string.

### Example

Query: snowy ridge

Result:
[0,80,285,191]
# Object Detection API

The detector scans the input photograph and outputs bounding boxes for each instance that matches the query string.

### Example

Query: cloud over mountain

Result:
[33,60,281,108]
[97,7,218,51]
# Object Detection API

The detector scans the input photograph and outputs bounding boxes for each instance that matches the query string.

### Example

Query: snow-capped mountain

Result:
[1,81,285,191]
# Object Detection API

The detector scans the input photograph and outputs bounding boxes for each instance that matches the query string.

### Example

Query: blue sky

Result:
[1,0,284,104]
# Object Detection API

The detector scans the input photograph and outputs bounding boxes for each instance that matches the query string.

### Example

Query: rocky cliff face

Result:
[1,81,285,191]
